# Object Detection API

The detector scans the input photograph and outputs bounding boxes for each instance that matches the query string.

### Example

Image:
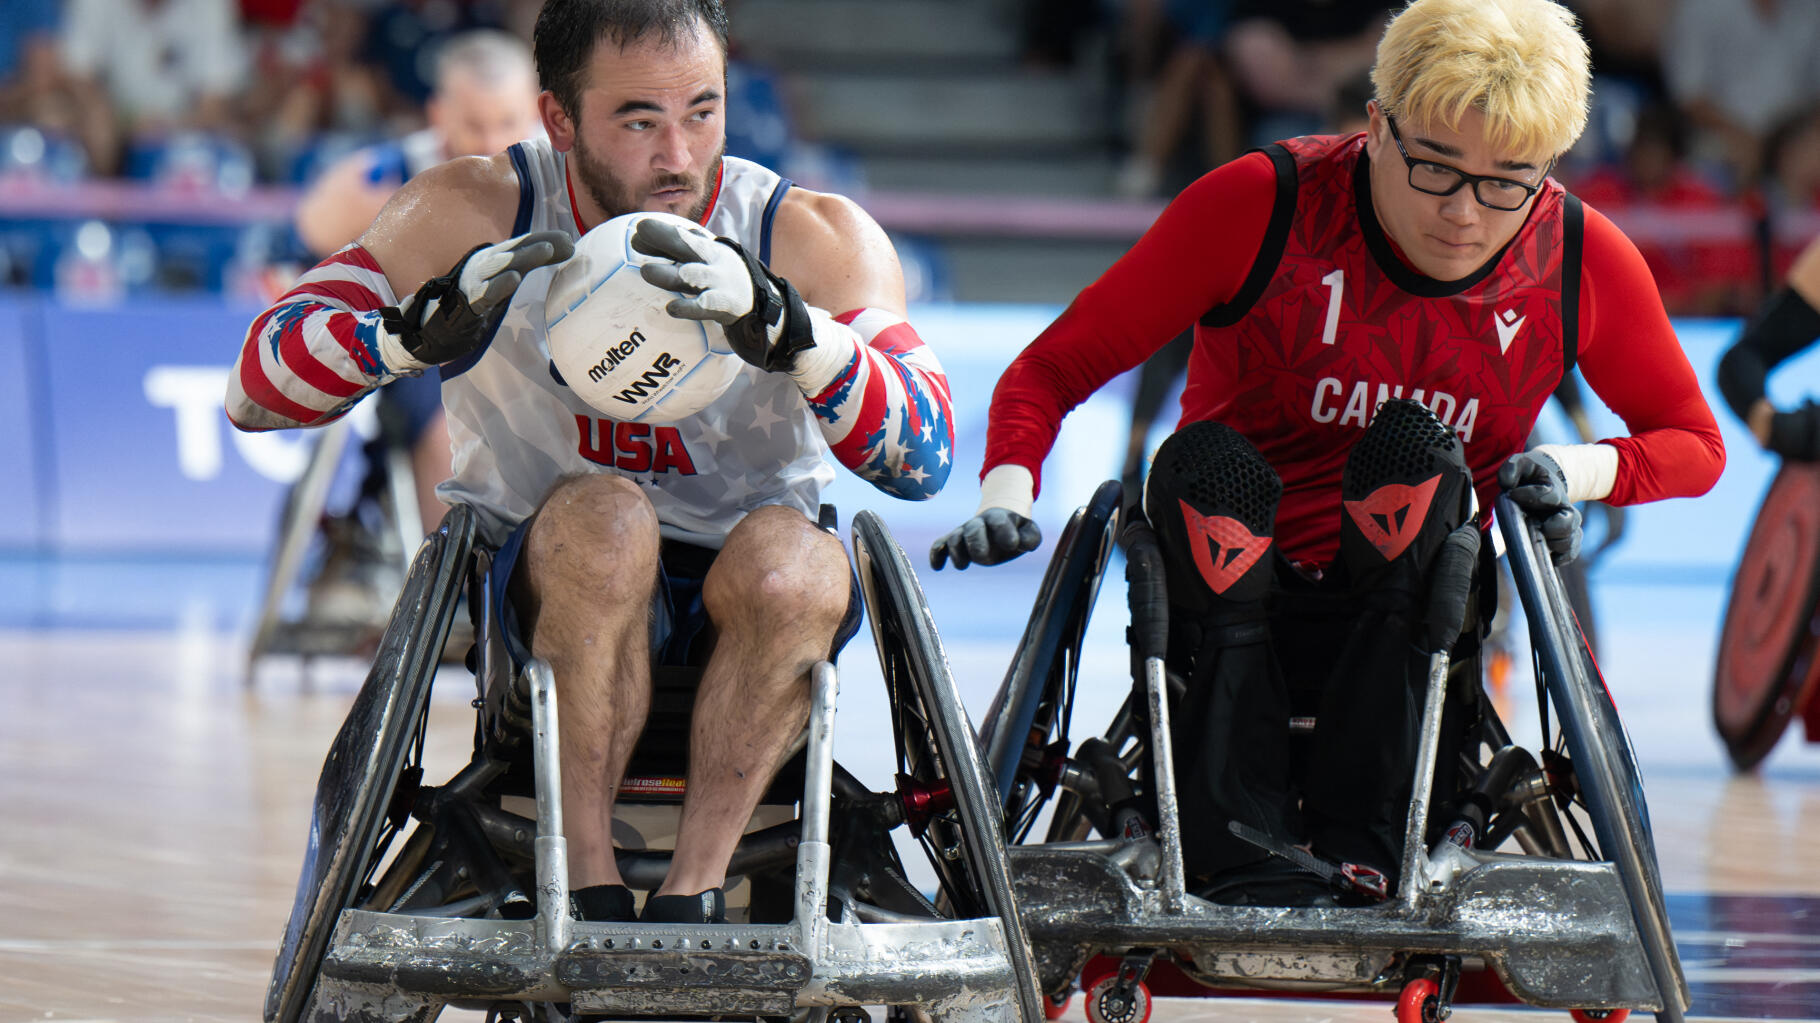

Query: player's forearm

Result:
[226,246,401,431]
[796,308,954,500]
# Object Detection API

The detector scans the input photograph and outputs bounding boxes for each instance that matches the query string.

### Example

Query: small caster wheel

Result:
[1083,971,1151,1023]
[1571,1010,1629,1023]
[1044,991,1074,1020]
[1396,977,1446,1023]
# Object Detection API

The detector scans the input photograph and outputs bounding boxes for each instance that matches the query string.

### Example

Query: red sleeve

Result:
[982,151,1279,493]
[1577,203,1726,504]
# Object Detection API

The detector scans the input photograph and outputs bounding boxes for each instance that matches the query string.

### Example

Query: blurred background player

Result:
[293,28,542,540]
[1720,231,1820,458]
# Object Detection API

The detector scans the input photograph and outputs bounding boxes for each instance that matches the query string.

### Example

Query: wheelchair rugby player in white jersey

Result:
[228,0,959,939]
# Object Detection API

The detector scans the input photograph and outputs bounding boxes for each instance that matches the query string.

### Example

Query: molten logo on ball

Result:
[587,329,647,382]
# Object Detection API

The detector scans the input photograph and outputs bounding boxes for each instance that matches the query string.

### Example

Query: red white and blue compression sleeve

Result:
[226,245,402,431]
[789,307,954,500]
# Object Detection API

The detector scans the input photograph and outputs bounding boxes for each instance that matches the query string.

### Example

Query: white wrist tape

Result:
[787,304,861,394]
[377,314,430,374]
[978,464,1036,519]
[1532,442,1618,503]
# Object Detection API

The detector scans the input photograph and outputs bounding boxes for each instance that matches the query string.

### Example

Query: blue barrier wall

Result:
[1,293,1814,576]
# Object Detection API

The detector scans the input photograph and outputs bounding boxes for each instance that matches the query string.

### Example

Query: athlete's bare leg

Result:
[659,505,850,897]
[514,473,659,889]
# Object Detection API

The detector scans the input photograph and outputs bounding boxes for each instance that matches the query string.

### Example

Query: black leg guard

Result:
[1305,399,1475,876]
[1144,422,1293,880]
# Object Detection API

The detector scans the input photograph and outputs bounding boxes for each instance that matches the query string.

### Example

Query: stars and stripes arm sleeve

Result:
[790,307,953,501]
[225,245,403,432]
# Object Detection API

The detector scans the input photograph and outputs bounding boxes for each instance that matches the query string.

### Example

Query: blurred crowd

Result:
[3,0,1818,318]
[1030,0,1820,316]
[0,0,835,299]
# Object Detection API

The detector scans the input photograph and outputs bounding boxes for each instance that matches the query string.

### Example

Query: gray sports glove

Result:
[380,231,573,370]
[630,216,814,373]
[1498,450,1581,566]
[929,508,1043,570]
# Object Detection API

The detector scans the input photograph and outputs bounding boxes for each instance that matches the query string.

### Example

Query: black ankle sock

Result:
[568,883,637,922]
[640,888,727,924]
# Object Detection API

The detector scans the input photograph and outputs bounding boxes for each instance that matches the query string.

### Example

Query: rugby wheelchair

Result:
[246,401,425,679]
[264,503,1047,1022]
[978,480,1690,1023]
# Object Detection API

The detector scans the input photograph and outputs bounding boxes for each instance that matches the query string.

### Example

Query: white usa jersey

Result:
[436,141,833,548]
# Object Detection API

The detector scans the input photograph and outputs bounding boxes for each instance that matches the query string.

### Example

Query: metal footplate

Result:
[1009,844,1661,1010]
[559,938,812,1015]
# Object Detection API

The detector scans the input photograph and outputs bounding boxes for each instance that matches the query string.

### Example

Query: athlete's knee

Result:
[524,473,660,597]
[1144,420,1282,610]
[705,506,849,635]
[1339,398,1474,584]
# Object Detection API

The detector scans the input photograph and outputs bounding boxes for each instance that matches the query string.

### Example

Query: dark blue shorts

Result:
[377,373,445,446]
[488,515,863,670]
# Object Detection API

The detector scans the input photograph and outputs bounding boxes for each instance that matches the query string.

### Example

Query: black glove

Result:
[1498,451,1581,566]
[379,230,573,369]
[929,508,1042,570]
[630,216,814,373]
[1766,400,1820,462]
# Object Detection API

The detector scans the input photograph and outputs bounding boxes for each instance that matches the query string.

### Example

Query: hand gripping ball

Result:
[544,211,743,424]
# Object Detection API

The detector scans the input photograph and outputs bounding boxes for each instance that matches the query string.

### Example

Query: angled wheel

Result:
[1499,495,1689,1023]
[851,511,1044,1023]
[264,506,476,1023]
[1712,463,1820,770]
[979,480,1123,842]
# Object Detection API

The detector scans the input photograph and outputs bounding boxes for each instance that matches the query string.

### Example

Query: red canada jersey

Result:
[1186,133,1575,565]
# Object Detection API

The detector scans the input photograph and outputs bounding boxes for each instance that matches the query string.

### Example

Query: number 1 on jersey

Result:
[1320,268,1343,346]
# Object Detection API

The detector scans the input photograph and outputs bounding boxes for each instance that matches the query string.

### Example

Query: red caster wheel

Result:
[1571,1010,1629,1023]
[1396,978,1444,1023]
[1044,991,1074,1020]
[1083,971,1151,1023]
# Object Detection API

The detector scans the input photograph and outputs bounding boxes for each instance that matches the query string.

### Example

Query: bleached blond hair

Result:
[1371,0,1590,161]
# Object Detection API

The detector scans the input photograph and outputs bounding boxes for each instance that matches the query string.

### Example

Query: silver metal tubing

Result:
[1397,648,1452,913]
[384,440,424,576]
[1143,654,1186,914]
[245,415,353,681]
[526,658,571,953]
[795,661,839,951]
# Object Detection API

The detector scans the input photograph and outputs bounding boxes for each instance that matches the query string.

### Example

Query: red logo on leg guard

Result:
[1343,474,1441,561]
[1179,500,1272,594]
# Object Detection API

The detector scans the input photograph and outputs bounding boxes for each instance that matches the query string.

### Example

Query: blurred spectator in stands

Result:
[243,0,387,182]
[1664,0,1820,190]
[1113,0,1240,199]
[293,29,539,532]
[1574,103,1752,315]
[1020,0,1104,69]
[1759,108,1820,283]
[60,0,248,176]
[0,0,66,130]
[363,0,515,124]
[1224,0,1391,145]
[1327,69,1371,136]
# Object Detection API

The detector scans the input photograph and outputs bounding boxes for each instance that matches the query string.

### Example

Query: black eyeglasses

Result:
[1385,115,1550,212]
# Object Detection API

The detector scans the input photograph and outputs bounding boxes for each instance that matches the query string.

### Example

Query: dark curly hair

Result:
[533,0,730,118]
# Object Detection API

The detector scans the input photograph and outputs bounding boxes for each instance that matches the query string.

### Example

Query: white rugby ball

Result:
[544,211,742,424]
